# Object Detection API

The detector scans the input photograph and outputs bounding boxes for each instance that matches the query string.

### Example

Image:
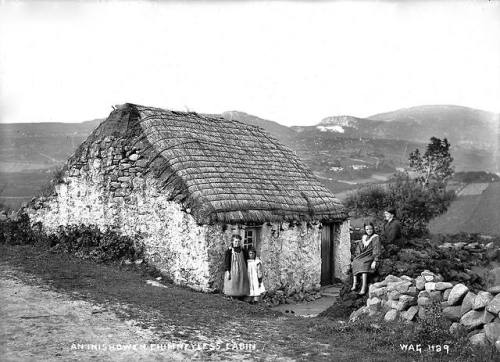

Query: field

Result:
[0,170,54,209]
[429,182,500,236]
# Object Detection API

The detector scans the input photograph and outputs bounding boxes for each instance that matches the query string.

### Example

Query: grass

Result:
[1,244,497,361]
[429,182,500,235]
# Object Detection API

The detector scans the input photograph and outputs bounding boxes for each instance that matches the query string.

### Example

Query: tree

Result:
[345,173,455,237]
[346,137,456,238]
[409,137,454,186]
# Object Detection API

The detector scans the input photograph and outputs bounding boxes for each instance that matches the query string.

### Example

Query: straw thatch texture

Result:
[78,103,347,224]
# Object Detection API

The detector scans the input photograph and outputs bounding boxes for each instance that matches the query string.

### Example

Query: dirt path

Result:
[0,265,191,361]
[0,245,390,361]
[0,261,308,361]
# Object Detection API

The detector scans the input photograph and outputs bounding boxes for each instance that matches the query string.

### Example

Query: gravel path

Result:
[0,265,190,361]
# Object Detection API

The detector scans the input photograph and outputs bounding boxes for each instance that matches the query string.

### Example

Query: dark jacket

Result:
[224,247,248,272]
[382,219,404,247]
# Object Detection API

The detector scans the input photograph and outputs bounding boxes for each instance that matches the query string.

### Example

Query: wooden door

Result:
[321,223,335,285]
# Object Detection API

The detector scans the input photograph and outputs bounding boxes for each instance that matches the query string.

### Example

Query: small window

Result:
[244,229,255,249]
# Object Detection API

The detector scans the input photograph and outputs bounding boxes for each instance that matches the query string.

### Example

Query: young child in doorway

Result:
[246,247,265,304]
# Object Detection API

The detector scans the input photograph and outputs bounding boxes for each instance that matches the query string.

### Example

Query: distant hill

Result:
[221,111,297,145]
[0,119,103,172]
[304,105,499,149]
[368,105,499,150]
[300,105,499,173]
[1,105,498,210]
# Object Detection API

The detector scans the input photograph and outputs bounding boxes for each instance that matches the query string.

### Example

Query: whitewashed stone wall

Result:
[29,175,350,292]
[28,176,213,290]
[335,220,351,280]
[258,223,322,292]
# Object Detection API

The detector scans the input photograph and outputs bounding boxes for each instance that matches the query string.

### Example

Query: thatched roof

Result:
[80,103,347,224]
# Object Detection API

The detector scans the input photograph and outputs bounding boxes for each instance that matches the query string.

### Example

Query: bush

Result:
[0,214,42,245]
[0,215,144,263]
[345,173,455,237]
[38,166,66,197]
[51,224,144,263]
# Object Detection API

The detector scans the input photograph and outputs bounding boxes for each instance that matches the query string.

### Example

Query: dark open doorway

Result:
[320,223,336,285]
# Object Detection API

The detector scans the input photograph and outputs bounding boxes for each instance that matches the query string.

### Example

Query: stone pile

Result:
[350,270,500,351]
[438,239,499,265]
[372,238,499,293]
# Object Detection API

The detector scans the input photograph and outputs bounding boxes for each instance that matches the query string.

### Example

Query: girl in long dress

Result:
[246,247,265,304]
[351,222,381,295]
[223,234,250,298]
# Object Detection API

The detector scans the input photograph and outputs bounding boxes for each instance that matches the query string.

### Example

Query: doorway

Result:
[321,223,336,285]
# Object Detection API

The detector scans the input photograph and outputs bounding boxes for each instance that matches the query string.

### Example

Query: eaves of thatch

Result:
[71,103,347,225]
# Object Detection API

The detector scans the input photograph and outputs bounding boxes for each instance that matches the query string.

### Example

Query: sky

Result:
[0,0,499,126]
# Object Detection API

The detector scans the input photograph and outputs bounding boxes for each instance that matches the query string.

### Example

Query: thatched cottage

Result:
[27,104,350,292]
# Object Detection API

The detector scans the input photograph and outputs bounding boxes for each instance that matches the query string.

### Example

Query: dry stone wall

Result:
[350,271,500,351]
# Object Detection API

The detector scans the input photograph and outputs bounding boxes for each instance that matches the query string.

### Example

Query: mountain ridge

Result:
[1,105,498,211]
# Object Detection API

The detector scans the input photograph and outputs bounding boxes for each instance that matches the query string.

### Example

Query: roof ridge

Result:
[124,102,273,135]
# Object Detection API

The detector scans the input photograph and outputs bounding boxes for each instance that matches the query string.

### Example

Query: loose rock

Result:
[486,294,500,315]
[424,282,436,292]
[460,292,476,316]
[448,284,469,305]
[395,281,412,293]
[385,275,402,283]
[443,306,462,322]
[349,306,369,322]
[418,306,427,320]
[401,306,419,321]
[367,297,382,307]
[469,332,488,346]
[435,282,453,291]
[415,277,425,290]
[443,288,452,301]
[417,296,432,307]
[384,309,399,322]
[449,322,465,336]
[472,291,493,310]
[370,287,388,298]
[484,321,500,344]
[460,310,495,331]
[387,290,401,300]
[429,291,442,302]
[399,295,417,309]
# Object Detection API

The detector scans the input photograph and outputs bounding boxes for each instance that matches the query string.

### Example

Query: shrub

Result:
[38,166,66,197]
[51,224,144,263]
[0,215,143,263]
[345,173,455,237]
[0,214,41,245]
